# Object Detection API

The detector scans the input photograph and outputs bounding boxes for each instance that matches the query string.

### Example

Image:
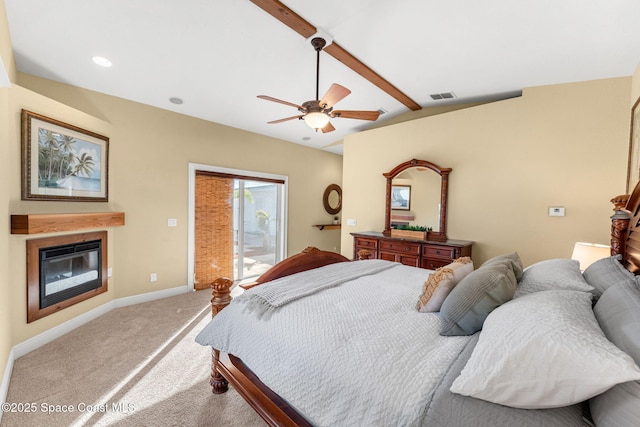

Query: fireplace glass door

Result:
[40,240,102,309]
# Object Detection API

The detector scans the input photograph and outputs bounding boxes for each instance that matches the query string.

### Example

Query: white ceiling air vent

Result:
[430,92,456,100]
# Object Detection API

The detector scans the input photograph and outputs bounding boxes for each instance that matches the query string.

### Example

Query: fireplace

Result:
[27,231,108,323]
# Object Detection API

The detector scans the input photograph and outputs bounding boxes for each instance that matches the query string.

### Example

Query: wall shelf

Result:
[313,224,341,231]
[11,212,125,234]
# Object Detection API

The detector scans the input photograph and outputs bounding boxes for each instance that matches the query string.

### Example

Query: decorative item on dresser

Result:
[352,231,473,269]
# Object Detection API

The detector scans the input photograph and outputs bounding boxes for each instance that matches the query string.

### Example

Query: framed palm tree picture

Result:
[21,110,109,201]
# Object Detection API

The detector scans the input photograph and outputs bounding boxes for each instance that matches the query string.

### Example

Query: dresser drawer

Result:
[379,240,421,255]
[422,258,451,270]
[354,237,378,249]
[423,245,455,260]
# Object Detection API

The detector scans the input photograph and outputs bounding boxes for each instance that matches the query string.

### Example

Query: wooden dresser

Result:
[351,231,473,270]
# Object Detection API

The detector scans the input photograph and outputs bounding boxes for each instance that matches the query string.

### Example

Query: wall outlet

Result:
[548,206,565,217]
[167,218,177,227]
[150,273,158,282]
[346,218,357,226]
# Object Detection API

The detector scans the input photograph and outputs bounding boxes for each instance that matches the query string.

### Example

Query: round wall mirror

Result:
[323,184,342,215]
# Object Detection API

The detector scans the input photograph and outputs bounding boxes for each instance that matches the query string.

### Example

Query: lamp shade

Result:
[304,111,330,130]
[571,242,610,271]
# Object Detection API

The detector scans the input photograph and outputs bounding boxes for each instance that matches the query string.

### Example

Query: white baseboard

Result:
[0,285,189,410]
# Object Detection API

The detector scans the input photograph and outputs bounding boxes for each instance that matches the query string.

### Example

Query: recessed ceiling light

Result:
[169,97,184,105]
[302,136,311,141]
[92,56,112,67]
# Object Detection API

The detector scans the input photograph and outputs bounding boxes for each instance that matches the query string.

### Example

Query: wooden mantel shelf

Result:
[11,212,125,234]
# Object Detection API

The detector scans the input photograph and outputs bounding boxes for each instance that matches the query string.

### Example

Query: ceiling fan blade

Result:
[267,115,303,124]
[250,0,316,38]
[320,83,351,108]
[258,95,305,110]
[332,110,380,121]
[320,121,335,133]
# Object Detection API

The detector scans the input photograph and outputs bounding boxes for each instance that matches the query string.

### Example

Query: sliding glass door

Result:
[189,164,287,289]
[234,178,282,281]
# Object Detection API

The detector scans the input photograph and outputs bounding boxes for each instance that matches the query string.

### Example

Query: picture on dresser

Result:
[391,185,411,210]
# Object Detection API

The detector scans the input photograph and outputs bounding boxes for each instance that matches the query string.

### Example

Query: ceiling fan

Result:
[258,37,381,133]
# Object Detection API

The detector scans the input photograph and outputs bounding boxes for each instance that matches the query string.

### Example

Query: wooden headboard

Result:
[612,180,640,274]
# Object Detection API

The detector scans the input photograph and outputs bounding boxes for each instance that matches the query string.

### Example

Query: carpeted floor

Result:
[1,290,266,427]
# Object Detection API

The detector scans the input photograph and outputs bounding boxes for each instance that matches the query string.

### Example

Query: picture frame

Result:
[21,109,109,201]
[391,185,411,211]
[627,97,640,193]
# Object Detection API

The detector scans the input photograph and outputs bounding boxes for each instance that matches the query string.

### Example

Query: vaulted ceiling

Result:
[5,0,640,154]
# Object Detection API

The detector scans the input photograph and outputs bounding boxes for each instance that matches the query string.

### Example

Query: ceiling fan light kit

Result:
[303,111,330,130]
[258,35,380,133]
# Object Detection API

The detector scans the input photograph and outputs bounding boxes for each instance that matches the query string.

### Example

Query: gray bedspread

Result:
[423,334,584,426]
[196,260,585,426]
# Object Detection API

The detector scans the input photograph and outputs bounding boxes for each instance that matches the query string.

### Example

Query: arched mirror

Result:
[383,159,451,241]
[323,184,342,215]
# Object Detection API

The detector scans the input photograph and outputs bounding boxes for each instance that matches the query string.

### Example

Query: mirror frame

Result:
[323,184,342,215]
[383,159,451,241]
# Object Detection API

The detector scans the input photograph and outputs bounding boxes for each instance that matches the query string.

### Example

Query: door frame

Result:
[187,163,288,291]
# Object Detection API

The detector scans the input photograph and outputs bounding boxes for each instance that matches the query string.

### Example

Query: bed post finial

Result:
[357,249,373,260]
[211,277,233,318]
[611,194,631,257]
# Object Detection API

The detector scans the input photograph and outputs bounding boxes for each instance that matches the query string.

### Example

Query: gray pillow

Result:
[514,258,594,298]
[480,252,524,281]
[594,283,640,364]
[583,254,640,299]
[590,283,640,426]
[439,258,517,336]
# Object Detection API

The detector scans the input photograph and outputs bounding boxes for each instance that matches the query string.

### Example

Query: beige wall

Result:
[0,0,15,391]
[6,74,342,345]
[341,77,631,267]
[0,71,10,398]
[7,85,118,343]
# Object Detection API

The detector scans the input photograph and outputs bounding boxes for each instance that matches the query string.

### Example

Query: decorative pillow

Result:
[513,258,594,298]
[480,252,524,281]
[450,290,640,409]
[416,257,474,312]
[439,257,517,336]
[583,254,640,299]
[590,282,640,426]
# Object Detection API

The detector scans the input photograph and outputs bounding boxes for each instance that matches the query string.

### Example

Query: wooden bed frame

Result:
[206,186,640,426]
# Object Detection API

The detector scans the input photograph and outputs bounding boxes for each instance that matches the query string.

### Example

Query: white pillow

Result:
[450,289,640,409]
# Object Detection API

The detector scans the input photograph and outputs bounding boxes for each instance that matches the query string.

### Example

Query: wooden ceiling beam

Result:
[250,0,422,111]
[323,42,421,111]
